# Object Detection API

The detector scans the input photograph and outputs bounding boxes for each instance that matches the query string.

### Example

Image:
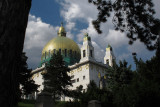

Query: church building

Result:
[31,23,115,101]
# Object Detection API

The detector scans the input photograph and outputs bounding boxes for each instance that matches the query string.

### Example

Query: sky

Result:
[23,0,160,70]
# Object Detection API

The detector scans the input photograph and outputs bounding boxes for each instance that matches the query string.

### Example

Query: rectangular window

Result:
[71,79,76,83]
[70,50,72,57]
[83,50,86,57]
[83,76,85,80]
[83,89,85,92]
[65,49,67,57]
[71,75,74,79]
[59,49,61,54]
[106,59,109,65]
[77,78,79,82]
[54,49,56,54]
[90,50,92,57]
[75,51,76,57]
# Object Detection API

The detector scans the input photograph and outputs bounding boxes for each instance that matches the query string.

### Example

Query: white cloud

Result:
[24,14,59,69]
[60,0,98,22]
[105,30,129,48]
[117,53,130,61]
[92,41,105,62]
[65,22,76,31]
[58,0,155,64]
[25,14,59,50]
[153,0,160,18]
[26,0,158,69]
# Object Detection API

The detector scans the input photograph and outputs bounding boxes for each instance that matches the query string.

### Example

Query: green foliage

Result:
[70,85,83,101]
[18,52,39,96]
[88,0,160,50]
[18,102,34,107]
[130,53,160,107]
[105,60,133,107]
[42,52,72,101]
[9,52,38,106]
[55,101,84,107]
[76,55,160,107]
[78,80,113,107]
[18,99,35,107]
[42,51,159,107]
[106,60,133,91]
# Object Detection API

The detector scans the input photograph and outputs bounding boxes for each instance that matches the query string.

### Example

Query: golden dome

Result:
[42,36,80,55]
[41,23,81,66]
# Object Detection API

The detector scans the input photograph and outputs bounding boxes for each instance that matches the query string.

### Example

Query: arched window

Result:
[83,50,86,57]
[90,50,92,57]
[59,49,61,55]
[75,51,76,57]
[106,59,109,65]
[54,49,56,54]
[65,49,67,57]
[70,50,72,57]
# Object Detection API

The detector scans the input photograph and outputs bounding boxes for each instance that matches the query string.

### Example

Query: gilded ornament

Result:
[37,73,39,77]
[85,64,89,69]
[104,75,106,79]
[98,72,101,78]
[32,74,35,79]
[71,70,74,75]
[79,66,82,71]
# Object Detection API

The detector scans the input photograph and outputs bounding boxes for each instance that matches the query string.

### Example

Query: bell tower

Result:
[104,44,115,67]
[80,33,95,62]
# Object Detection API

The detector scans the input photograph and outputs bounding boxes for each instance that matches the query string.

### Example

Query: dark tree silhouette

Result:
[88,0,160,50]
[0,0,32,106]
[42,52,72,103]
[19,52,39,97]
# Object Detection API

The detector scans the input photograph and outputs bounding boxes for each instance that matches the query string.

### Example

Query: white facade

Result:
[31,33,115,101]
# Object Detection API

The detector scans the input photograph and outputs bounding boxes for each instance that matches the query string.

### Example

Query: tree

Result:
[0,0,31,106]
[106,60,133,91]
[127,52,160,107]
[42,52,72,102]
[78,80,113,107]
[19,52,39,98]
[105,60,133,107]
[133,49,160,84]
[88,0,160,50]
[71,85,83,101]
[79,80,99,106]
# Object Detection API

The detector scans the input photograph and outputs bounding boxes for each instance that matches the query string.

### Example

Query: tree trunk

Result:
[0,0,31,106]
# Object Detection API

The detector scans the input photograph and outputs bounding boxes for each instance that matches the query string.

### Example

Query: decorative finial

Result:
[61,22,63,26]
[107,44,112,51]
[108,44,111,48]
[58,22,66,37]
[84,33,88,37]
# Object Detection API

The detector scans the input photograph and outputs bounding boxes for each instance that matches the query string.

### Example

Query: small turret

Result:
[104,44,115,67]
[80,33,95,62]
